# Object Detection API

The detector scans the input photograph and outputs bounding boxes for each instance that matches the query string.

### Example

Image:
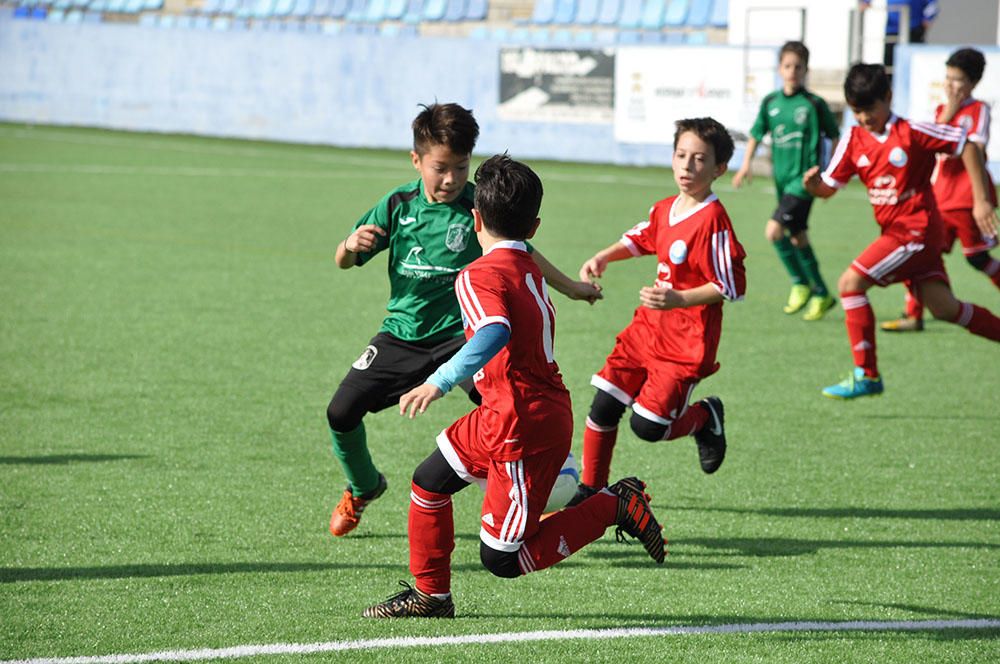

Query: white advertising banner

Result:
[903,49,1000,164]
[614,46,777,145]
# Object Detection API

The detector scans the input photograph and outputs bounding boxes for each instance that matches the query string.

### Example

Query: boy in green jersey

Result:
[732,41,840,321]
[327,103,601,537]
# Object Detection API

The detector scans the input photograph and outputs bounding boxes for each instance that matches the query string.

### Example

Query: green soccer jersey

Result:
[351,178,481,344]
[750,88,840,200]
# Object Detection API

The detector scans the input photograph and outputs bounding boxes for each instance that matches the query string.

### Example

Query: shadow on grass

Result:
[676,505,1000,521]
[0,454,148,465]
[671,536,998,557]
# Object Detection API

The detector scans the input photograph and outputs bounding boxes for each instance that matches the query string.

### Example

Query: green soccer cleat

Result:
[802,294,837,321]
[783,284,811,314]
[822,367,884,400]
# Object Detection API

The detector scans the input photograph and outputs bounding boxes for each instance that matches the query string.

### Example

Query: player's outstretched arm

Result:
[579,242,633,283]
[532,250,603,304]
[639,283,724,310]
[731,137,759,189]
[960,141,1000,239]
[335,224,386,269]
[802,166,837,199]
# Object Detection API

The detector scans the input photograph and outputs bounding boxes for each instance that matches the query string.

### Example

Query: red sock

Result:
[408,483,455,596]
[904,289,924,320]
[984,258,1000,289]
[664,403,708,441]
[581,417,617,488]
[517,492,618,574]
[952,302,1000,342]
[841,291,878,377]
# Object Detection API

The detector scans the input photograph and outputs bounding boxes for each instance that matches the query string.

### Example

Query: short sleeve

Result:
[620,205,660,256]
[455,267,511,333]
[350,197,392,266]
[750,97,770,142]
[702,218,747,302]
[822,134,856,188]
[969,102,991,145]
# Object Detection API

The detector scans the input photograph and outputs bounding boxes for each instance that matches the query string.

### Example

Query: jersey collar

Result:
[867,114,897,143]
[669,193,718,226]
[485,240,528,254]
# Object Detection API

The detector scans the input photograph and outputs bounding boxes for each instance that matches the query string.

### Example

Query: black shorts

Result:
[332,332,471,415]
[771,194,813,235]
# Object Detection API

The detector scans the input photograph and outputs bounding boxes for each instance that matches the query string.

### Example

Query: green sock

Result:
[773,237,808,285]
[795,245,830,297]
[330,423,380,496]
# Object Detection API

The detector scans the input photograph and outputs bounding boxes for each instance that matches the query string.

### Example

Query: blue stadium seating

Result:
[273,0,294,16]
[211,14,231,27]
[327,0,349,17]
[574,0,597,24]
[617,29,640,43]
[551,27,573,43]
[401,0,422,22]
[708,0,725,27]
[142,0,162,9]
[640,30,662,43]
[685,0,710,27]
[638,0,663,30]
[552,0,574,24]
[291,0,312,16]
[573,29,593,43]
[64,8,83,20]
[662,0,686,26]
[345,0,368,21]
[595,0,620,25]
[530,0,554,24]
[662,29,683,42]
[364,0,387,21]
[251,0,276,19]
[218,0,239,14]
[47,7,66,19]
[442,0,465,21]
[383,0,406,19]
[421,0,445,20]
[685,29,707,43]
[617,0,640,28]
[463,0,486,20]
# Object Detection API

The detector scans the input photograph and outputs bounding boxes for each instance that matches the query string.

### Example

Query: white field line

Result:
[4,619,999,664]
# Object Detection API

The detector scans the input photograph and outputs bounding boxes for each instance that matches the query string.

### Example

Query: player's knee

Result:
[588,390,627,428]
[412,450,468,495]
[837,269,864,294]
[480,542,523,578]
[629,411,669,442]
[966,252,990,271]
[789,232,809,248]
[326,396,364,433]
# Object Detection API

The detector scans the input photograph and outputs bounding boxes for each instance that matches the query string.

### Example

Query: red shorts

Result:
[437,408,571,553]
[592,326,700,426]
[940,208,999,256]
[851,225,949,287]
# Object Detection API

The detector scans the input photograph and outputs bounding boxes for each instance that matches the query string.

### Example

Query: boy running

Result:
[571,118,746,504]
[732,41,839,321]
[882,47,1000,332]
[804,63,1000,400]
[327,103,600,537]
[362,155,665,619]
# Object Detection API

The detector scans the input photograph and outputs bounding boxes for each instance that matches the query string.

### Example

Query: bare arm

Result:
[639,282,724,310]
[803,165,838,199]
[960,141,1000,239]
[731,136,759,189]
[532,249,603,304]
[579,242,635,282]
[335,224,386,269]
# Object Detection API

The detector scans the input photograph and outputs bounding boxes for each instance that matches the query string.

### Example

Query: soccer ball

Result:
[543,452,580,513]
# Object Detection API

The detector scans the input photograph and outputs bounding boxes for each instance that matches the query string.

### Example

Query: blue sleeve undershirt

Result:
[426,323,510,394]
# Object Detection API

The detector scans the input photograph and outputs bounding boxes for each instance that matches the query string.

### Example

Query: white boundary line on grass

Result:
[6,619,999,664]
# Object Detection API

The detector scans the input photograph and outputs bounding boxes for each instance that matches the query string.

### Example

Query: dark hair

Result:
[473,154,543,240]
[946,47,986,84]
[412,103,480,156]
[779,41,809,67]
[844,63,891,108]
[673,117,734,165]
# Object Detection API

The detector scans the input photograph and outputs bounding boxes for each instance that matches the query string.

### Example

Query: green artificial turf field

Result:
[1,123,997,662]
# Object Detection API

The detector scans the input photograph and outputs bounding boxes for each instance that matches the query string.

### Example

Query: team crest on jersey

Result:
[445,224,471,252]
[669,239,688,265]
[794,106,809,125]
[959,115,973,131]
[352,345,378,370]
[656,261,673,288]
[889,147,908,167]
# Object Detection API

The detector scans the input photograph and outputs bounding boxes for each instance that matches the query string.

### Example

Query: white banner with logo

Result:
[499,47,615,124]
[613,46,777,144]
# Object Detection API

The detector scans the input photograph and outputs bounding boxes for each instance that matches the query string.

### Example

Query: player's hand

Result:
[579,255,609,283]
[565,280,604,304]
[639,286,683,310]
[344,224,386,254]
[732,167,751,189]
[972,199,999,239]
[399,383,444,419]
[802,166,822,195]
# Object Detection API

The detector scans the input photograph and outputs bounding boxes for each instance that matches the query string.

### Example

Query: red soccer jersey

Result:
[453,240,572,462]
[822,114,966,237]
[932,99,997,211]
[618,193,746,376]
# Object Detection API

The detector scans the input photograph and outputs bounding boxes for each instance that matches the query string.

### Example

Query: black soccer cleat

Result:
[362,581,455,619]
[693,396,726,474]
[565,482,599,508]
[607,477,666,564]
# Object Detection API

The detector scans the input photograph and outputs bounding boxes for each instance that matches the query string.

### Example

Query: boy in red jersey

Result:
[362,155,666,619]
[882,48,1000,332]
[804,63,1000,400]
[570,118,747,503]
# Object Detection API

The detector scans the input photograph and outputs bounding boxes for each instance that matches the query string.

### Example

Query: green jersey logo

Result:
[445,224,471,252]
